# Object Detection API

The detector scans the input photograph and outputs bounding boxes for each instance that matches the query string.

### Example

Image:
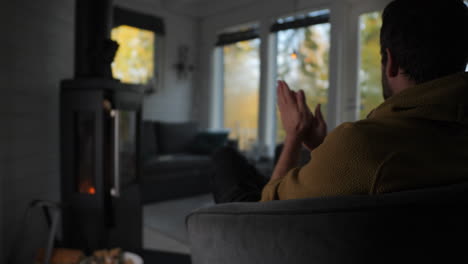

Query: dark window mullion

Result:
[270,13,330,33]
[216,29,260,46]
[113,6,165,35]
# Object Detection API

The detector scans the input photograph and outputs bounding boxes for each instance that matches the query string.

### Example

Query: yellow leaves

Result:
[359,12,384,119]
[237,41,251,50]
[111,25,155,84]
[223,39,261,150]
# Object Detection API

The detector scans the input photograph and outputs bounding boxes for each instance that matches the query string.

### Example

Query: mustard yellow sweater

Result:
[261,72,468,201]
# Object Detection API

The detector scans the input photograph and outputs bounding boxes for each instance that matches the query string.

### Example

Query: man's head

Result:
[380,0,468,99]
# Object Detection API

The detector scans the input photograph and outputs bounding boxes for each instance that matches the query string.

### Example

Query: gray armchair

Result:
[186,182,468,264]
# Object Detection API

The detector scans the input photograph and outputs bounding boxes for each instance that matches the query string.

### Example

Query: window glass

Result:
[359,12,383,119]
[276,15,330,143]
[111,25,155,85]
[223,39,261,151]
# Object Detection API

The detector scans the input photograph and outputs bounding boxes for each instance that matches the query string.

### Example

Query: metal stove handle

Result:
[110,110,120,197]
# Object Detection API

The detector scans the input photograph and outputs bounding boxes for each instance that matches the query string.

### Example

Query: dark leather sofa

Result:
[187,182,468,264]
[140,121,228,203]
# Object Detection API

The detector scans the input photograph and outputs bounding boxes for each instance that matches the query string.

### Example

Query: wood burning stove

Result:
[60,79,143,252]
[60,0,143,253]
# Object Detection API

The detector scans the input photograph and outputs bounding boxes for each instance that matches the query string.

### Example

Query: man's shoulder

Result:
[324,119,387,151]
[310,120,386,185]
[329,119,379,139]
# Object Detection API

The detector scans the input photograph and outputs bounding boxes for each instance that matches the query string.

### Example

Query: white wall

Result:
[0,0,198,262]
[0,0,74,262]
[115,0,200,122]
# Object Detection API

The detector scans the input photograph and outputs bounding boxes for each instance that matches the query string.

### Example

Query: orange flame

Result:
[79,179,96,195]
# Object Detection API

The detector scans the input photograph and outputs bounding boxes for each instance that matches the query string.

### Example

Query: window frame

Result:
[112,6,166,93]
[271,10,332,143]
[357,11,385,120]
[208,0,395,157]
[345,0,391,122]
[214,25,262,151]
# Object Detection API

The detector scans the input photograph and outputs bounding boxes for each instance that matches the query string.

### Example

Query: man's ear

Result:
[385,48,399,78]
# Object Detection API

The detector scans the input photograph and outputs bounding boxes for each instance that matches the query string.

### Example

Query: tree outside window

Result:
[359,12,384,119]
[111,25,155,85]
[223,39,261,151]
[276,21,330,143]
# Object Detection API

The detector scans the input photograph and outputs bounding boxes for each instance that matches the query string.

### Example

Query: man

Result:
[212,0,468,203]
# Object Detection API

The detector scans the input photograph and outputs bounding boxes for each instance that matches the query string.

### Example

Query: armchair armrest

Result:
[186,183,468,264]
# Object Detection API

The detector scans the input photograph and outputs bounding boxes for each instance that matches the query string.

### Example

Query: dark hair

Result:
[381,0,468,84]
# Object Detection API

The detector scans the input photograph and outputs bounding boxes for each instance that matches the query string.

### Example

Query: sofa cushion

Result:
[142,154,211,174]
[141,121,158,160]
[188,131,229,155]
[156,122,199,154]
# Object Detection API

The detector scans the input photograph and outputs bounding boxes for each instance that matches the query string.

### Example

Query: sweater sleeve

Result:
[261,123,379,201]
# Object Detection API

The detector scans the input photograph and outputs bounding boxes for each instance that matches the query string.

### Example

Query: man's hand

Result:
[270,81,327,182]
[277,80,327,151]
[303,104,327,151]
[277,80,312,140]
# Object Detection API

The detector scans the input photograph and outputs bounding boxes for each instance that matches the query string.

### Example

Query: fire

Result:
[79,179,96,195]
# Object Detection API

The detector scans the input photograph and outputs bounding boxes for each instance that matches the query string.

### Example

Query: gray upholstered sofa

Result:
[140,121,229,203]
[186,182,468,264]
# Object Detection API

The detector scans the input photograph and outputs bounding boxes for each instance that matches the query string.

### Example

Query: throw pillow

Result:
[156,121,199,154]
[188,131,229,155]
[140,122,158,160]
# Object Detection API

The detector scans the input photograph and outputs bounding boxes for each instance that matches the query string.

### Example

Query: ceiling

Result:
[161,0,259,18]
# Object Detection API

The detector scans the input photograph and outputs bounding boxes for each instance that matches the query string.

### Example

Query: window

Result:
[111,25,155,84]
[216,27,261,151]
[222,37,261,151]
[274,10,331,142]
[358,12,383,120]
[111,7,165,89]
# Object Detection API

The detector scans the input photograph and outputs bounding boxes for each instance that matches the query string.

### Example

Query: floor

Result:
[143,193,215,254]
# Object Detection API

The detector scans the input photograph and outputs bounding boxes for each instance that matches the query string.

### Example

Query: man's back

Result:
[212,0,468,204]
[262,72,468,201]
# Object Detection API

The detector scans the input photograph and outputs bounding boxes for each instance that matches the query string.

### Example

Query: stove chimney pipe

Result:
[74,0,117,79]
